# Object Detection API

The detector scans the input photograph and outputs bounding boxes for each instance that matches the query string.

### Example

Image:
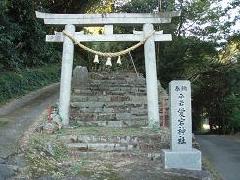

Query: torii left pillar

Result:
[59,24,75,126]
[144,24,160,129]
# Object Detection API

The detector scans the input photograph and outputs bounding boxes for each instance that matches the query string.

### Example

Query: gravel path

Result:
[0,84,59,159]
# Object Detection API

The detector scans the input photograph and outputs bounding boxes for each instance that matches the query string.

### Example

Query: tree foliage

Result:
[0,0,60,71]
[119,0,240,134]
[34,0,98,13]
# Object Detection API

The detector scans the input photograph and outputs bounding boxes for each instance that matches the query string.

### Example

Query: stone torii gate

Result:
[36,11,180,128]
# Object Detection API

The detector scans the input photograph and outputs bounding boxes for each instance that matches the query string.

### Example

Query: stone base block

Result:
[162,148,201,170]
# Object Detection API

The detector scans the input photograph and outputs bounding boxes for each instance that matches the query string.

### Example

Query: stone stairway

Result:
[58,127,170,160]
[64,69,170,165]
[70,70,168,128]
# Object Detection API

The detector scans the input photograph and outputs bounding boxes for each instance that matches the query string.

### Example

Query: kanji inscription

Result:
[169,81,192,151]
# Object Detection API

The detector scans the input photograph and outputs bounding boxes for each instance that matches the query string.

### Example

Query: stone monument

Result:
[72,66,89,89]
[162,80,201,170]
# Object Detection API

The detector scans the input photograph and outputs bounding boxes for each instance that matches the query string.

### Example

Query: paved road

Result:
[0,84,59,159]
[196,135,240,180]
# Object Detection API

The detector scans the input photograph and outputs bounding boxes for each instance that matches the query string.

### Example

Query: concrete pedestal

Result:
[162,148,202,170]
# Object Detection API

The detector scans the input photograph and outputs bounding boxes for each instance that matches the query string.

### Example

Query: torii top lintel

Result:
[35,11,181,25]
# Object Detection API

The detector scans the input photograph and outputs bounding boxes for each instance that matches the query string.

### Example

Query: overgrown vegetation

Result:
[0,64,60,104]
[25,135,68,178]
[0,0,61,72]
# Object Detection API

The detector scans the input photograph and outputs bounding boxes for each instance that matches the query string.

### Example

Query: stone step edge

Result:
[71,102,147,106]
[71,114,148,121]
[59,134,169,146]
[70,108,146,113]
[66,143,136,152]
[71,96,147,102]
[71,118,148,122]
[71,112,147,116]
[72,91,147,96]
[74,120,147,128]
[68,150,161,160]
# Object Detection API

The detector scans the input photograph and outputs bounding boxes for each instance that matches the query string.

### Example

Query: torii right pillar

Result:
[144,23,160,129]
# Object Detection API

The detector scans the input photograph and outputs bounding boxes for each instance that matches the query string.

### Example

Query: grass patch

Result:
[24,135,68,178]
[69,160,122,180]
[69,160,91,176]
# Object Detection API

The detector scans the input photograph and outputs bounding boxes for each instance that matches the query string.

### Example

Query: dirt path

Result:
[0,84,59,159]
[196,135,240,180]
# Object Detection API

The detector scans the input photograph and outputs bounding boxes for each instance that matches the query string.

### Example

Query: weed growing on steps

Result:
[69,160,122,180]
[24,135,68,178]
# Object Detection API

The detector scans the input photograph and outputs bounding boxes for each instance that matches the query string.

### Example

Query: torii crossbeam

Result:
[36,11,180,128]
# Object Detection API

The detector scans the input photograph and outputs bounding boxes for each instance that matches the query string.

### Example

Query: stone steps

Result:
[71,112,147,121]
[87,83,145,88]
[73,88,165,98]
[60,134,138,144]
[73,89,147,96]
[90,78,144,82]
[89,86,146,94]
[68,151,161,160]
[73,119,147,128]
[59,133,169,146]
[89,82,146,88]
[59,127,169,158]
[71,106,147,114]
[89,83,146,88]
[89,72,143,79]
[70,70,168,128]
[71,95,146,102]
[89,76,145,82]
[66,68,171,166]
[71,101,147,109]
[67,143,135,152]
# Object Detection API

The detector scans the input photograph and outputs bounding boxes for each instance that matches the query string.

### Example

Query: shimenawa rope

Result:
[62,30,155,58]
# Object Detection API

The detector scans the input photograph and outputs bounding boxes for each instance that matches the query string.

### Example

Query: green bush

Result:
[0,64,60,104]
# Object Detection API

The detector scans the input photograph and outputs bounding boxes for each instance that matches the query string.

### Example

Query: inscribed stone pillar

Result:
[59,24,75,126]
[143,23,160,129]
[162,80,202,170]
